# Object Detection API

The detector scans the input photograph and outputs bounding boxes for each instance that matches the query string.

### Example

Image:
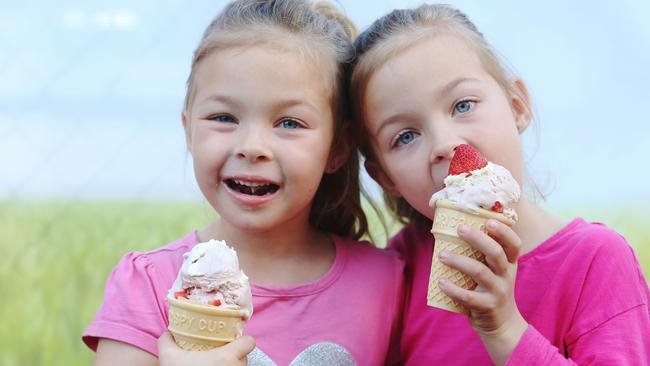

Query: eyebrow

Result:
[196,95,242,108]
[195,95,321,115]
[273,98,321,115]
[438,77,480,100]
[373,77,480,137]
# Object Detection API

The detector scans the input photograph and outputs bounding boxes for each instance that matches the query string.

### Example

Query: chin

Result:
[227,216,279,234]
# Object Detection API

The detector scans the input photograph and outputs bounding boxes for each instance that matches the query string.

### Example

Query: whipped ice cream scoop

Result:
[429,145,521,221]
[169,239,253,319]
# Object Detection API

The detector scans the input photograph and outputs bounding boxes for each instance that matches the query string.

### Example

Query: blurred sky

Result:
[1,0,649,209]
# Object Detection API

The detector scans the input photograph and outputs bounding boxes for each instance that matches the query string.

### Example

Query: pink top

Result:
[83,231,404,366]
[390,218,650,365]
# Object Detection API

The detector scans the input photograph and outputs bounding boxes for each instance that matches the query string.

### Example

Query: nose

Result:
[234,126,272,163]
[428,123,461,165]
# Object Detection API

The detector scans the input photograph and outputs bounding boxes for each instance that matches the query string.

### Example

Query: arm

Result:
[437,219,526,365]
[505,232,650,365]
[94,338,158,366]
[385,251,406,366]
[506,303,650,365]
[94,333,257,366]
[83,252,175,356]
[157,332,255,366]
[440,221,650,365]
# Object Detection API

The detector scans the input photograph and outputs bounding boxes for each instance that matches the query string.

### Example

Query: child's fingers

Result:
[438,278,494,311]
[457,224,509,275]
[485,220,522,264]
[439,251,500,293]
[221,335,256,360]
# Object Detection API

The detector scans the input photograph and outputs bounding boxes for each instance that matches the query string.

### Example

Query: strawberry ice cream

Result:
[429,144,520,221]
[169,239,253,318]
[427,144,521,313]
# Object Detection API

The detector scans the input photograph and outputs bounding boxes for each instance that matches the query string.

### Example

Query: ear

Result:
[509,78,532,134]
[325,138,349,174]
[182,110,192,152]
[364,159,401,197]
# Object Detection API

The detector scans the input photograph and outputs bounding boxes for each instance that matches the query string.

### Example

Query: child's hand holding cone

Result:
[428,144,521,313]
[436,219,527,364]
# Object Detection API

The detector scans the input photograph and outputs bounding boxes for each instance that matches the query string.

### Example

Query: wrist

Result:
[478,313,528,366]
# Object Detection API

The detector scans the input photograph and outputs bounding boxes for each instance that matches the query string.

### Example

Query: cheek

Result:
[383,155,410,177]
[290,132,330,160]
[310,129,335,163]
[191,142,226,178]
[480,134,524,183]
[382,151,427,189]
[192,157,216,189]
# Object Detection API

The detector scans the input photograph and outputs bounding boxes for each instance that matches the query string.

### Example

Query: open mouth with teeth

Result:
[225,179,280,196]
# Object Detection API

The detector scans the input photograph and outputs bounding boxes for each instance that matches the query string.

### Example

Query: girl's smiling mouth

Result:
[223,177,280,199]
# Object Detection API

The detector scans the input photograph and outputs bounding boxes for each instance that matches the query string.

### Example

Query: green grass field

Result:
[1,200,648,365]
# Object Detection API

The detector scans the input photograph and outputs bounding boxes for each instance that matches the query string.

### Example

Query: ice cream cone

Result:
[428,199,515,314]
[167,296,249,351]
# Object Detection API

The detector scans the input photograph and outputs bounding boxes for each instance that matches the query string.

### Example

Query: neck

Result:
[512,197,567,255]
[197,213,334,285]
[214,218,322,257]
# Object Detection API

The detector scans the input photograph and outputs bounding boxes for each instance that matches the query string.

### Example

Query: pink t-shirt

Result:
[391,218,650,365]
[83,231,404,366]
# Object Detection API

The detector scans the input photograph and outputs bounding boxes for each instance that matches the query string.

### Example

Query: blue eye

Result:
[394,131,418,147]
[279,118,301,129]
[454,100,475,114]
[210,114,236,123]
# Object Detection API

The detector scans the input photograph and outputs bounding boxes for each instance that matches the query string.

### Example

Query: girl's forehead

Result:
[384,35,481,73]
[204,32,335,70]
[367,36,486,97]
[188,44,334,113]
[196,40,336,89]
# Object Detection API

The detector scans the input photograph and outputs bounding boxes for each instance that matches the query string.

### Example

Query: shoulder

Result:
[555,219,635,264]
[109,231,198,286]
[561,218,625,243]
[550,220,650,342]
[336,235,402,267]
[551,219,648,305]
[534,219,645,282]
[122,231,197,267]
[83,231,198,355]
[387,220,432,257]
[331,236,405,314]
[575,221,645,284]
[333,236,405,286]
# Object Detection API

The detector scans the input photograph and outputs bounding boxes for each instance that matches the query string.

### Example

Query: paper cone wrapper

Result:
[428,199,515,314]
[167,295,249,351]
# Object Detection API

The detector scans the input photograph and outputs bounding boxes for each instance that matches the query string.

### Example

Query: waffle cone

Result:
[428,199,515,314]
[167,296,249,351]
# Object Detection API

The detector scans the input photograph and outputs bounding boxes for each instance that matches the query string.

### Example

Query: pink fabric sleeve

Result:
[82,252,169,356]
[507,309,650,366]
[507,231,650,365]
[385,250,406,366]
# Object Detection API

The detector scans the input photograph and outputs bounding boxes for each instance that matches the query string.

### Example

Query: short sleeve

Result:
[82,252,169,356]
[567,229,649,343]
[507,225,650,365]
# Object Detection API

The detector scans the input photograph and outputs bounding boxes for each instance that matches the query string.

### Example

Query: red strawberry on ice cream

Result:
[430,144,520,220]
[448,144,488,176]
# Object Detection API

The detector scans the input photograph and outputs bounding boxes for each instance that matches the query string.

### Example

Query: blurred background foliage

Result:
[1,200,647,365]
